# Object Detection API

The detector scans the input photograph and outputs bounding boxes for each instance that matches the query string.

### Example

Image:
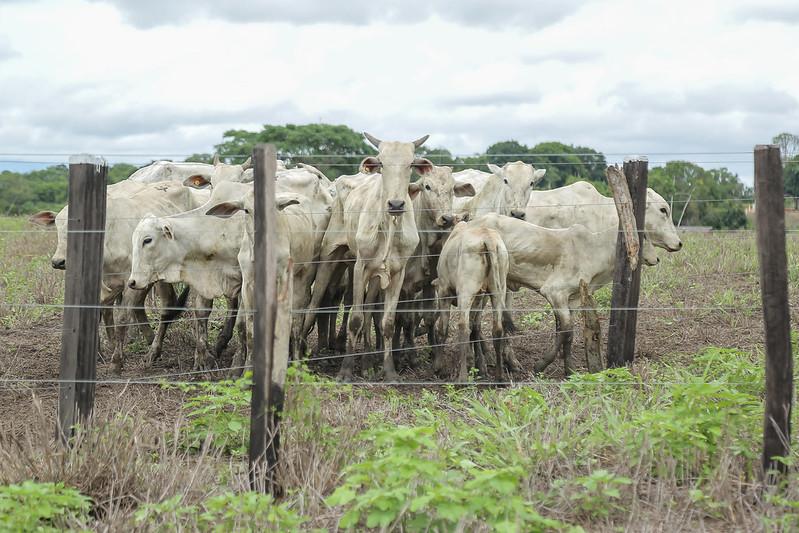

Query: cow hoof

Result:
[533,360,549,374]
[505,355,522,374]
[384,370,400,382]
[145,348,161,368]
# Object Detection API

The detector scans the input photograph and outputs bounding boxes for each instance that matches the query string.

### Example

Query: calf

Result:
[433,222,509,382]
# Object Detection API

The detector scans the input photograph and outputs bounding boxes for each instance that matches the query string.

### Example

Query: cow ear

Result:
[206,201,245,218]
[161,223,174,240]
[183,175,211,189]
[487,163,503,176]
[360,157,381,174]
[277,198,300,211]
[408,182,423,200]
[29,211,57,226]
[412,158,433,175]
[453,182,476,197]
[532,168,547,184]
[240,157,252,171]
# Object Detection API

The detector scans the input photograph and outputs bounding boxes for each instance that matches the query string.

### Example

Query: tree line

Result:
[5,124,795,229]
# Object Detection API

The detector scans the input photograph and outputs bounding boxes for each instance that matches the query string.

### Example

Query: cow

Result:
[393,165,475,369]
[525,181,683,255]
[433,222,509,382]
[462,212,677,376]
[29,180,210,372]
[308,133,429,381]
[128,161,214,184]
[127,182,248,371]
[452,162,546,220]
[205,186,297,406]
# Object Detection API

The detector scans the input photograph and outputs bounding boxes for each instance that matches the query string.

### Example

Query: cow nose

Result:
[677,241,683,250]
[127,279,137,289]
[440,214,454,227]
[51,258,65,270]
[510,209,526,220]
[387,200,405,214]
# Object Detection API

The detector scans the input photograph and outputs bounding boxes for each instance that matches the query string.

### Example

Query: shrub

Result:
[0,481,91,532]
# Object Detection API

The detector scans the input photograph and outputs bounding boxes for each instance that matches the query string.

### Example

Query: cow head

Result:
[127,215,180,290]
[197,154,253,187]
[362,132,430,217]
[30,208,68,269]
[641,236,660,266]
[644,189,683,253]
[408,165,476,228]
[487,161,546,219]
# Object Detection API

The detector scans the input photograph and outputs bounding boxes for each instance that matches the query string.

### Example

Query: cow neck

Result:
[469,176,504,219]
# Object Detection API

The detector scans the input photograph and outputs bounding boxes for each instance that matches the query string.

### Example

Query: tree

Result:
[213,123,375,178]
[648,162,750,229]
[486,140,529,166]
[772,132,799,162]
[784,154,799,210]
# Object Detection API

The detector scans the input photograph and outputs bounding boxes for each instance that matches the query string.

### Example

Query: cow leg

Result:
[340,259,367,381]
[146,283,189,367]
[302,252,345,339]
[380,268,406,382]
[316,288,332,352]
[111,288,145,373]
[433,289,451,377]
[489,290,506,383]
[214,295,239,358]
[534,293,571,374]
[327,283,345,350]
[502,290,517,333]
[133,292,155,346]
[193,295,217,371]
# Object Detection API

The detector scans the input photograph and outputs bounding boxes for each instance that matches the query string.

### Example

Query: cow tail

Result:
[484,240,502,300]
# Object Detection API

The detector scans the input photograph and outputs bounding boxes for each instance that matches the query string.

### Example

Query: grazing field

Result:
[1,218,798,531]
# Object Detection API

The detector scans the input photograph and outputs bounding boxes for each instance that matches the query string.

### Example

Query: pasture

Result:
[1,216,798,531]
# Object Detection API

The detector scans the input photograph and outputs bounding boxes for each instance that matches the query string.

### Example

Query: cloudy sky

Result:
[1,0,797,183]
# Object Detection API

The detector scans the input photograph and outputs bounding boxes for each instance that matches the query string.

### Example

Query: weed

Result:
[0,481,91,532]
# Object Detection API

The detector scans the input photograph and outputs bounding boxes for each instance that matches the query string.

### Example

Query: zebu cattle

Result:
[205,186,298,399]
[463,213,674,375]
[30,180,210,371]
[127,182,249,370]
[128,161,214,184]
[525,181,683,255]
[453,162,546,220]
[433,222,509,382]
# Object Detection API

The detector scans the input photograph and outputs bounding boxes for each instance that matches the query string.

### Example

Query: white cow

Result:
[433,221,509,382]
[127,183,248,370]
[525,181,683,255]
[463,213,673,375]
[128,161,215,184]
[30,180,210,371]
[453,162,546,220]
[313,133,428,381]
[205,186,298,397]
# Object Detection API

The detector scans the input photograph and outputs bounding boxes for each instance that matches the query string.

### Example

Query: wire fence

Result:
[0,149,792,397]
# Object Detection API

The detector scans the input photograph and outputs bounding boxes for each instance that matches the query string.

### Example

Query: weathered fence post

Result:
[606,157,648,367]
[249,144,281,494]
[754,144,793,480]
[57,155,107,444]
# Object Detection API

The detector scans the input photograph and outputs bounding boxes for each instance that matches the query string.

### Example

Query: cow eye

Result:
[660,207,668,214]
[143,237,152,246]
[424,184,431,191]
[503,178,509,185]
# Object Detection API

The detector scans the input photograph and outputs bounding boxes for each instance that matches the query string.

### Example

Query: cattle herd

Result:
[30,133,684,390]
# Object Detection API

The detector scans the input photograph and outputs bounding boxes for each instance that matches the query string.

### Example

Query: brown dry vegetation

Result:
[1,219,799,531]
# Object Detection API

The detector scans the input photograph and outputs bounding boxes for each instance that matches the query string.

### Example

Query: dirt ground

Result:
[0,231,787,426]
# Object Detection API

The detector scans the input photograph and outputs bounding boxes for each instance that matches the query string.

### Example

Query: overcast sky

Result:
[1,0,797,183]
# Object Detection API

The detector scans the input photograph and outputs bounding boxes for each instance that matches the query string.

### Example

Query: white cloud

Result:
[0,0,797,183]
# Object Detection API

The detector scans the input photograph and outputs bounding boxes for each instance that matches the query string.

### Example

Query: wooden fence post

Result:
[57,155,107,444]
[249,144,281,494]
[754,144,793,480]
[606,157,648,367]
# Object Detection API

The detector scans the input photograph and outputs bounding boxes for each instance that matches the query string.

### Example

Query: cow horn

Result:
[213,154,220,166]
[240,156,252,170]
[363,132,383,149]
[412,134,430,149]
